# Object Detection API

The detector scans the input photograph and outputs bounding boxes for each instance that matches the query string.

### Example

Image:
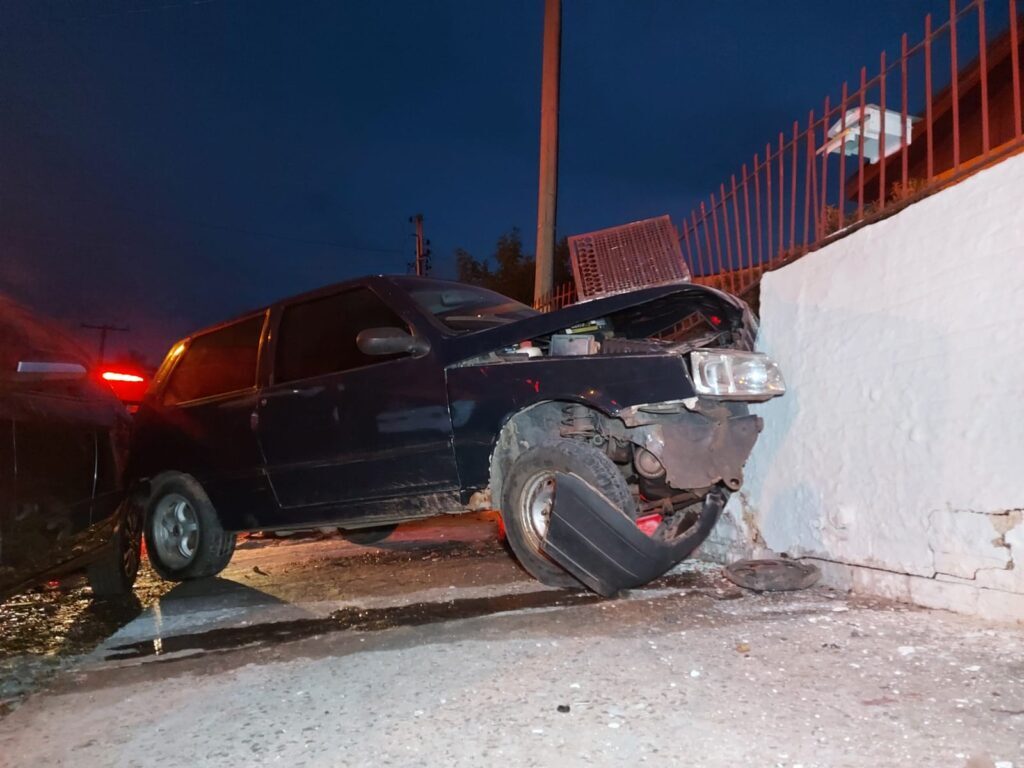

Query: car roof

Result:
[172,274,472,343]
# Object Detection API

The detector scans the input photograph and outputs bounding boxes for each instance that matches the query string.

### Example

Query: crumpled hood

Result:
[442,282,756,363]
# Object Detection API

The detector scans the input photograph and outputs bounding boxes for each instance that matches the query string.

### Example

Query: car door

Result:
[0,303,100,588]
[10,392,98,574]
[141,313,277,530]
[256,286,459,520]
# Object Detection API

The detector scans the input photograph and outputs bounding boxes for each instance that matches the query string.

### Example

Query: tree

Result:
[456,228,573,305]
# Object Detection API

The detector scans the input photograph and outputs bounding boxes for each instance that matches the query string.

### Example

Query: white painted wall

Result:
[704,152,1024,622]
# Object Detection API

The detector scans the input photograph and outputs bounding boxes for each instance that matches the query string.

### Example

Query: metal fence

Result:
[537,0,1024,311]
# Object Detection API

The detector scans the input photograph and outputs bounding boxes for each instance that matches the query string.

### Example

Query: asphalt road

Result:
[1,514,1022,767]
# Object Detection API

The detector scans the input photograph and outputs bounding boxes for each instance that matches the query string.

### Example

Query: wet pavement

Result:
[1,514,1023,767]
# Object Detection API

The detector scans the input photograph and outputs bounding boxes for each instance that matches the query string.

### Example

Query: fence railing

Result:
[536,0,1024,311]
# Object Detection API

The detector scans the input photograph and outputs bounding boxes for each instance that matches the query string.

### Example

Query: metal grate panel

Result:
[568,215,690,302]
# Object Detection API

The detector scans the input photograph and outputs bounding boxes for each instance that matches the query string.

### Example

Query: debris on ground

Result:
[723,557,821,592]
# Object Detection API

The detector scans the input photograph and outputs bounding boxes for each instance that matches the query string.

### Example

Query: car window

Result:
[163,314,264,405]
[274,288,409,384]
[406,282,537,333]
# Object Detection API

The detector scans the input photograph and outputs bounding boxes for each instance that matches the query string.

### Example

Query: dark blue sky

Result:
[1,0,947,361]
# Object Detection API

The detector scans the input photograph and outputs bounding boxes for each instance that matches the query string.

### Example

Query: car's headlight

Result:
[689,349,785,401]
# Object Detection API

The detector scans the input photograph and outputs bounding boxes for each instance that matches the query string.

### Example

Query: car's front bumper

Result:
[541,472,728,597]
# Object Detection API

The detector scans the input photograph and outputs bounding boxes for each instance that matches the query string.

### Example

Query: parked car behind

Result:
[129,276,784,595]
[0,296,140,601]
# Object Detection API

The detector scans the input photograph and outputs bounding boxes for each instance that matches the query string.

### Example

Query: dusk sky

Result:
[1,0,949,362]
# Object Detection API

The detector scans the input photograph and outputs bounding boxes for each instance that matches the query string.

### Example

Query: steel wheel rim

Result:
[521,472,556,545]
[152,493,199,569]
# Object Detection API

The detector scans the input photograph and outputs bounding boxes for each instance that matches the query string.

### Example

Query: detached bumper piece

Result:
[541,472,727,597]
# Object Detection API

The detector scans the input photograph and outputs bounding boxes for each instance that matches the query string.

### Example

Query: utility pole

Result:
[409,213,431,276]
[533,0,561,306]
[80,322,129,365]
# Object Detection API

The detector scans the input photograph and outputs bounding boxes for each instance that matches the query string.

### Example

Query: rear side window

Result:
[163,314,264,405]
[274,288,408,384]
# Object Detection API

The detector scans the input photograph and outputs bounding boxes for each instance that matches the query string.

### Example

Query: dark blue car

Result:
[129,276,784,595]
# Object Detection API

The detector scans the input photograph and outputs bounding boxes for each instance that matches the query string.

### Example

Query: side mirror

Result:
[356,328,429,357]
[13,361,89,382]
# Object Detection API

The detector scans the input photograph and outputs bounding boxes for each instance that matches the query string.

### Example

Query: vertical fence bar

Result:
[820,95,830,236]
[764,145,773,263]
[950,0,961,169]
[777,133,785,256]
[693,209,707,276]
[803,111,814,248]
[978,0,990,154]
[879,50,887,208]
[753,154,761,268]
[1012,0,1022,138]
[838,82,847,225]
[925,14,935,180]
[809,119,820,241]
[857,66,867,219]
[710,194,724,276]
[789,121,798,250]
[702,207,715,276]
[681,220,693,271]
[730,174,743,291]
[719,185,733,275]
[742,164,754,271]
[901,33,909,194]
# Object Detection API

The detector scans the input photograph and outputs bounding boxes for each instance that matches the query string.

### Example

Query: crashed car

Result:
[0,295,140,601]
[128,276,784,595]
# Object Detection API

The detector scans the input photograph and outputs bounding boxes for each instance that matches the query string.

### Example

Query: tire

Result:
[500,439,636,588]
[144,473,236,581]
[340,524,398,546]
[87,502,142,598]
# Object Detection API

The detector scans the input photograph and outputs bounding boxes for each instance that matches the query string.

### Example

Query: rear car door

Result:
[0,301,107,587]
[9,392,98,573]
[136,313,276,530]
[256,286,459,520]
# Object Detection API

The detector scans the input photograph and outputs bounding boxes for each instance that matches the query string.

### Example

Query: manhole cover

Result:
[723,558,820,592]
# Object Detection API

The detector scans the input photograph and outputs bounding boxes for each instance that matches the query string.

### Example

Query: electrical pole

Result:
[409,213,431,276]
[533,0,561,306]
[80,322,129,365]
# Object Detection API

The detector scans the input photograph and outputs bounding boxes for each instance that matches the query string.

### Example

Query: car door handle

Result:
[260,385,325,405]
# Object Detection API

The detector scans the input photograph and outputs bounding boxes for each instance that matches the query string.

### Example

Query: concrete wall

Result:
[704,152,1024,622]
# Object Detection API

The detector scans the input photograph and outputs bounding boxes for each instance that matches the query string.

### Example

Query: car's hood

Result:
[441,282,755,363]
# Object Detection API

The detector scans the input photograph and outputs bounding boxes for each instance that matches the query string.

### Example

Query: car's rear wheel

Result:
[86,502,142,598]
[500,439,636,588]
[144,474,236,581]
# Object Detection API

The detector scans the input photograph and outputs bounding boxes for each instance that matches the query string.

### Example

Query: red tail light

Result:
[101,371,145,383]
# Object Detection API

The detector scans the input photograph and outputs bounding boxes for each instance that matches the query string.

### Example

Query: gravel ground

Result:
[1,515,1021,767]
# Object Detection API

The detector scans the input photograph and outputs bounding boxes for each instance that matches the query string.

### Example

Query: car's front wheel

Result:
[500,439,636,588]
[144,473,236,581]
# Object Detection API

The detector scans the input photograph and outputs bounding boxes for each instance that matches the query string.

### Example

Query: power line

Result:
[81,322,129,364]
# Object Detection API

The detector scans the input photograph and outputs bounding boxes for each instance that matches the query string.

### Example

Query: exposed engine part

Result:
[550,334,599,356]
[560,403,599,438]
[634,446,666,479]
[605,436,631,463]
[598,337,670,355]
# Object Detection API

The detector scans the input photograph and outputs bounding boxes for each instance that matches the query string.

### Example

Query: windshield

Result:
[408,283,539,332]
